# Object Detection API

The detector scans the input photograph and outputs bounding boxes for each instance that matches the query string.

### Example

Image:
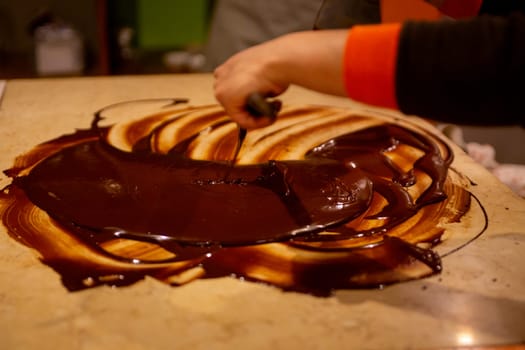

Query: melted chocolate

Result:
[0,102,473,294]
[16,140,373,247]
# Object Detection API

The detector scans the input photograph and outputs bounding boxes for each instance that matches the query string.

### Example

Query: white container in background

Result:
[34,24,84,76]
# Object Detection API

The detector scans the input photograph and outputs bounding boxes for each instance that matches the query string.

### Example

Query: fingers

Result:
[214,88,275,129]
[213,44,288,129]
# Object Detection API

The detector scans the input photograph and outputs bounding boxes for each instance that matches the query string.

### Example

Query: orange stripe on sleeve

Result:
[439,0,482,18]
[343,23,401,110]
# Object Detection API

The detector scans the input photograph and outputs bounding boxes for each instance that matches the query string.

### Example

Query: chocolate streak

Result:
[1,102,470,294]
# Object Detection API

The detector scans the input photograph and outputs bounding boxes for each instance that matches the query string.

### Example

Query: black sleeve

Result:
[395,12,525,126]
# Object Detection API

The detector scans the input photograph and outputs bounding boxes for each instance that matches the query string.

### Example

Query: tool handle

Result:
[246,93,282,121]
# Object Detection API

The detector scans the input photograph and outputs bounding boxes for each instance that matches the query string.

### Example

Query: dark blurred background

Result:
[0,0,214,78]
[0,0,439,78]
[1,0,362,79]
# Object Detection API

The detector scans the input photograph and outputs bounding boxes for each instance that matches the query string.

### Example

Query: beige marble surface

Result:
[0,74,524,350]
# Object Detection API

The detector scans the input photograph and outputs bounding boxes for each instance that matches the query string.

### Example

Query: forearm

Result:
[275,30,348,97]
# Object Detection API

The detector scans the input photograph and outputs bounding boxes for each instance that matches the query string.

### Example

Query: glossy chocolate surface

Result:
[0,102,475,294]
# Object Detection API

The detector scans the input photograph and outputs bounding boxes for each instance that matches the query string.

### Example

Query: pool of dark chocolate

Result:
[0,102,473,295]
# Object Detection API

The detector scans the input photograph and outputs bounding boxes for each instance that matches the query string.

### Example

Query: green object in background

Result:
[137,0,209,49]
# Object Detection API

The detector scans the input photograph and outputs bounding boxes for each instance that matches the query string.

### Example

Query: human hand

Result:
[213,38,291,129]
[214,30,348,129]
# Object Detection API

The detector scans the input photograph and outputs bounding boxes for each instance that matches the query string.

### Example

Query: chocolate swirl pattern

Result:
[0,100,480,295]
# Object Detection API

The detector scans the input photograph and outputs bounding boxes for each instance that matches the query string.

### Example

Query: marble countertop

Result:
[0,74,523,350]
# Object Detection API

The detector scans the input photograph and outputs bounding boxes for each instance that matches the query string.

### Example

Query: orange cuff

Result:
[439,0,482,18]
[343,23,401,110]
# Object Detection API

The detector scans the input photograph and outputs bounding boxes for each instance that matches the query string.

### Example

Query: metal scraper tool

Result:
[230,93,282,165]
